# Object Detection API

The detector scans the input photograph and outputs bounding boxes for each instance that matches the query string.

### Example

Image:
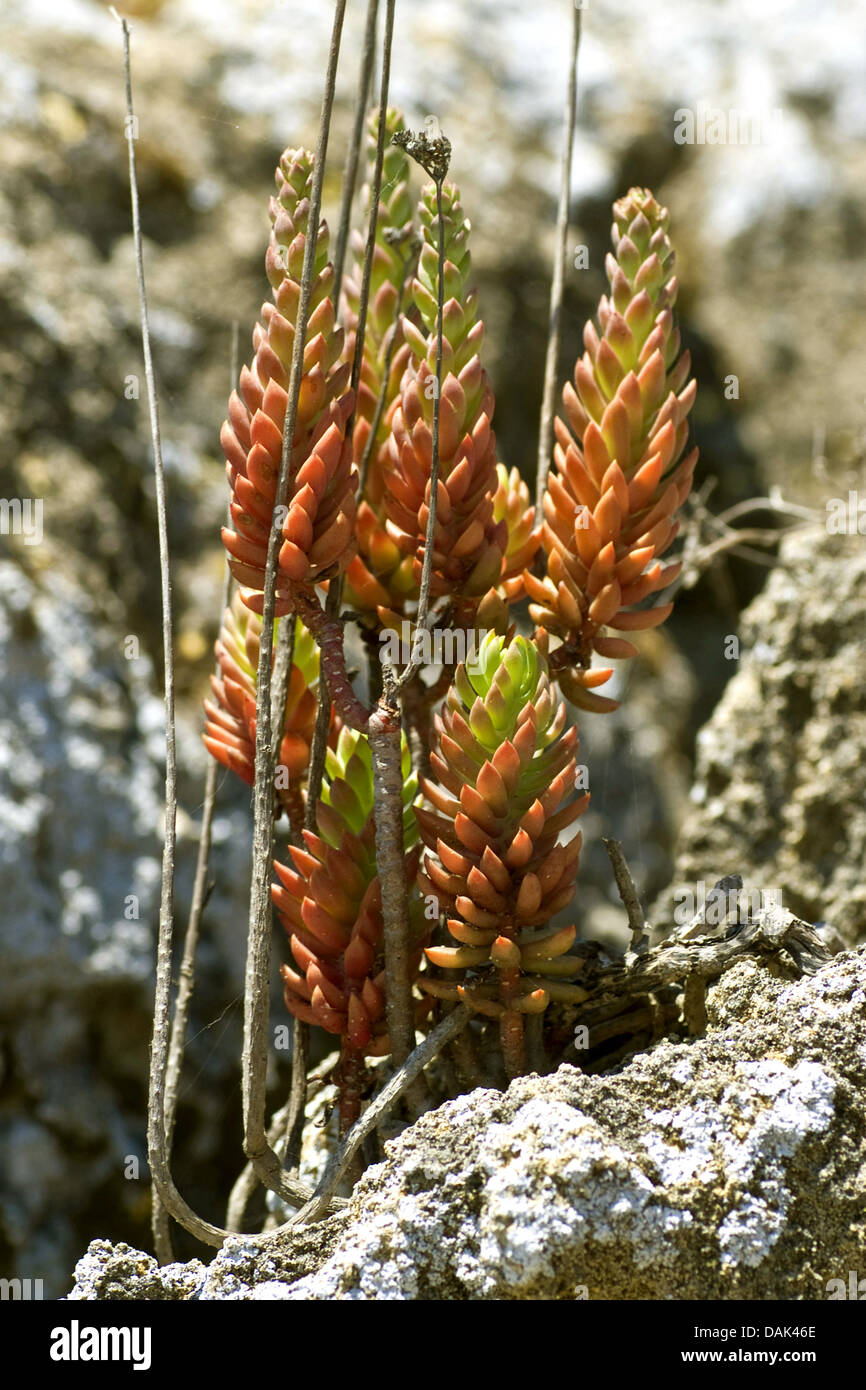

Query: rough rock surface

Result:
[654,528,866,949]
[0,558,254,1296]
[69,947,866,1300]
[0,559,162,1295]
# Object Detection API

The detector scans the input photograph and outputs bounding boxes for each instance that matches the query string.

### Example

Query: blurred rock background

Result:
[0,0,864,1294]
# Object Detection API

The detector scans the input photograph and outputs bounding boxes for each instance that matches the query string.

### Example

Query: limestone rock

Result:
[0,559,254,1295]
[655,527,866,949]
[68,947,866,1300]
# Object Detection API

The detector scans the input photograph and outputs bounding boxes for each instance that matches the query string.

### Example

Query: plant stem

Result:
[290,583,370,731]
[398,175,445,685]
[158,512,233,1244]
[283,1018,309,1172]
[367,678,415,1066]
[332,0,381,314]
[338,1039,367,1138]
[603,837,649,954]
[117,10,179,1262]
[535,2,582,522]
[242,0,347,1210]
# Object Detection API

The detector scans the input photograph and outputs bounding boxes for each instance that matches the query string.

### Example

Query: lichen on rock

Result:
[69,947,866,1300]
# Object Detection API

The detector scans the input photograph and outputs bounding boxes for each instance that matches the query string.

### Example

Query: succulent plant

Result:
[202,591,320,825]
[378,178,507,628]
[341,108,420,627]
[525,187,698,711]
[272,726,428,1131]
[220,148,358,615]
[343,107,416,495]
[493,463,541,604]
[204,154,696,1118]
[416,632,588,1077]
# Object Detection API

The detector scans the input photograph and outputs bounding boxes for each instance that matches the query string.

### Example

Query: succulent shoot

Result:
[342,108,420,627]
[526,187,697,712]
[220,149,358,616]
[417,632,589,1078]
[379,178,507,628]
[272,726,428,1131]
[202,591,319,828]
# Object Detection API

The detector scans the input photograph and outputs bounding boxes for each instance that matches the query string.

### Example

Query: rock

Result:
[68,946,866,1299]
[0,558,162,1294]
[0,557,256,1296]
[654,527,866,949]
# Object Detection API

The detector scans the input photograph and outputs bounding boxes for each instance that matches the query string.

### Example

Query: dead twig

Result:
[115,9,197,1259]
[535,1,582,522]
[595,903,831,1000]
[603,838,649,958]
[368,678,417,1065]
[154,326,240,1258]
[385,124,452,685]
[671,484,822,597]
[242,0,348,1212]
[331,0,381,313]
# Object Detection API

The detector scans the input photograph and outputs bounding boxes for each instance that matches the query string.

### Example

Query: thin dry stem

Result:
[242,0,348,1211]
[603,837,649,955]
[156,492,233,1253]
[332,0,381,312]
[535,2,582,521]
[368,686,415,1065]
[117,11,246,1252]
[116,11,182,1261]
[397,174,446,687]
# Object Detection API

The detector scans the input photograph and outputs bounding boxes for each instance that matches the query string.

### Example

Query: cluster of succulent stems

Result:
[116,4,822,1266]
[203,106,698,1139]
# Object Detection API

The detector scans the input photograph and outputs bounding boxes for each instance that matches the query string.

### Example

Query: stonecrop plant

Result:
[201,106,698,1129]
[116,3,830,1266]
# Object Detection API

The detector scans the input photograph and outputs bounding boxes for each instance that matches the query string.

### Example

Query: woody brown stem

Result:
[368,688,415,1066]
[603,837,649,954]
[498,963,525,1080]
[448,1017,483,1088]
[499,1008,525,1081]
[290,584,370,732]
[338,1038,367,1139]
